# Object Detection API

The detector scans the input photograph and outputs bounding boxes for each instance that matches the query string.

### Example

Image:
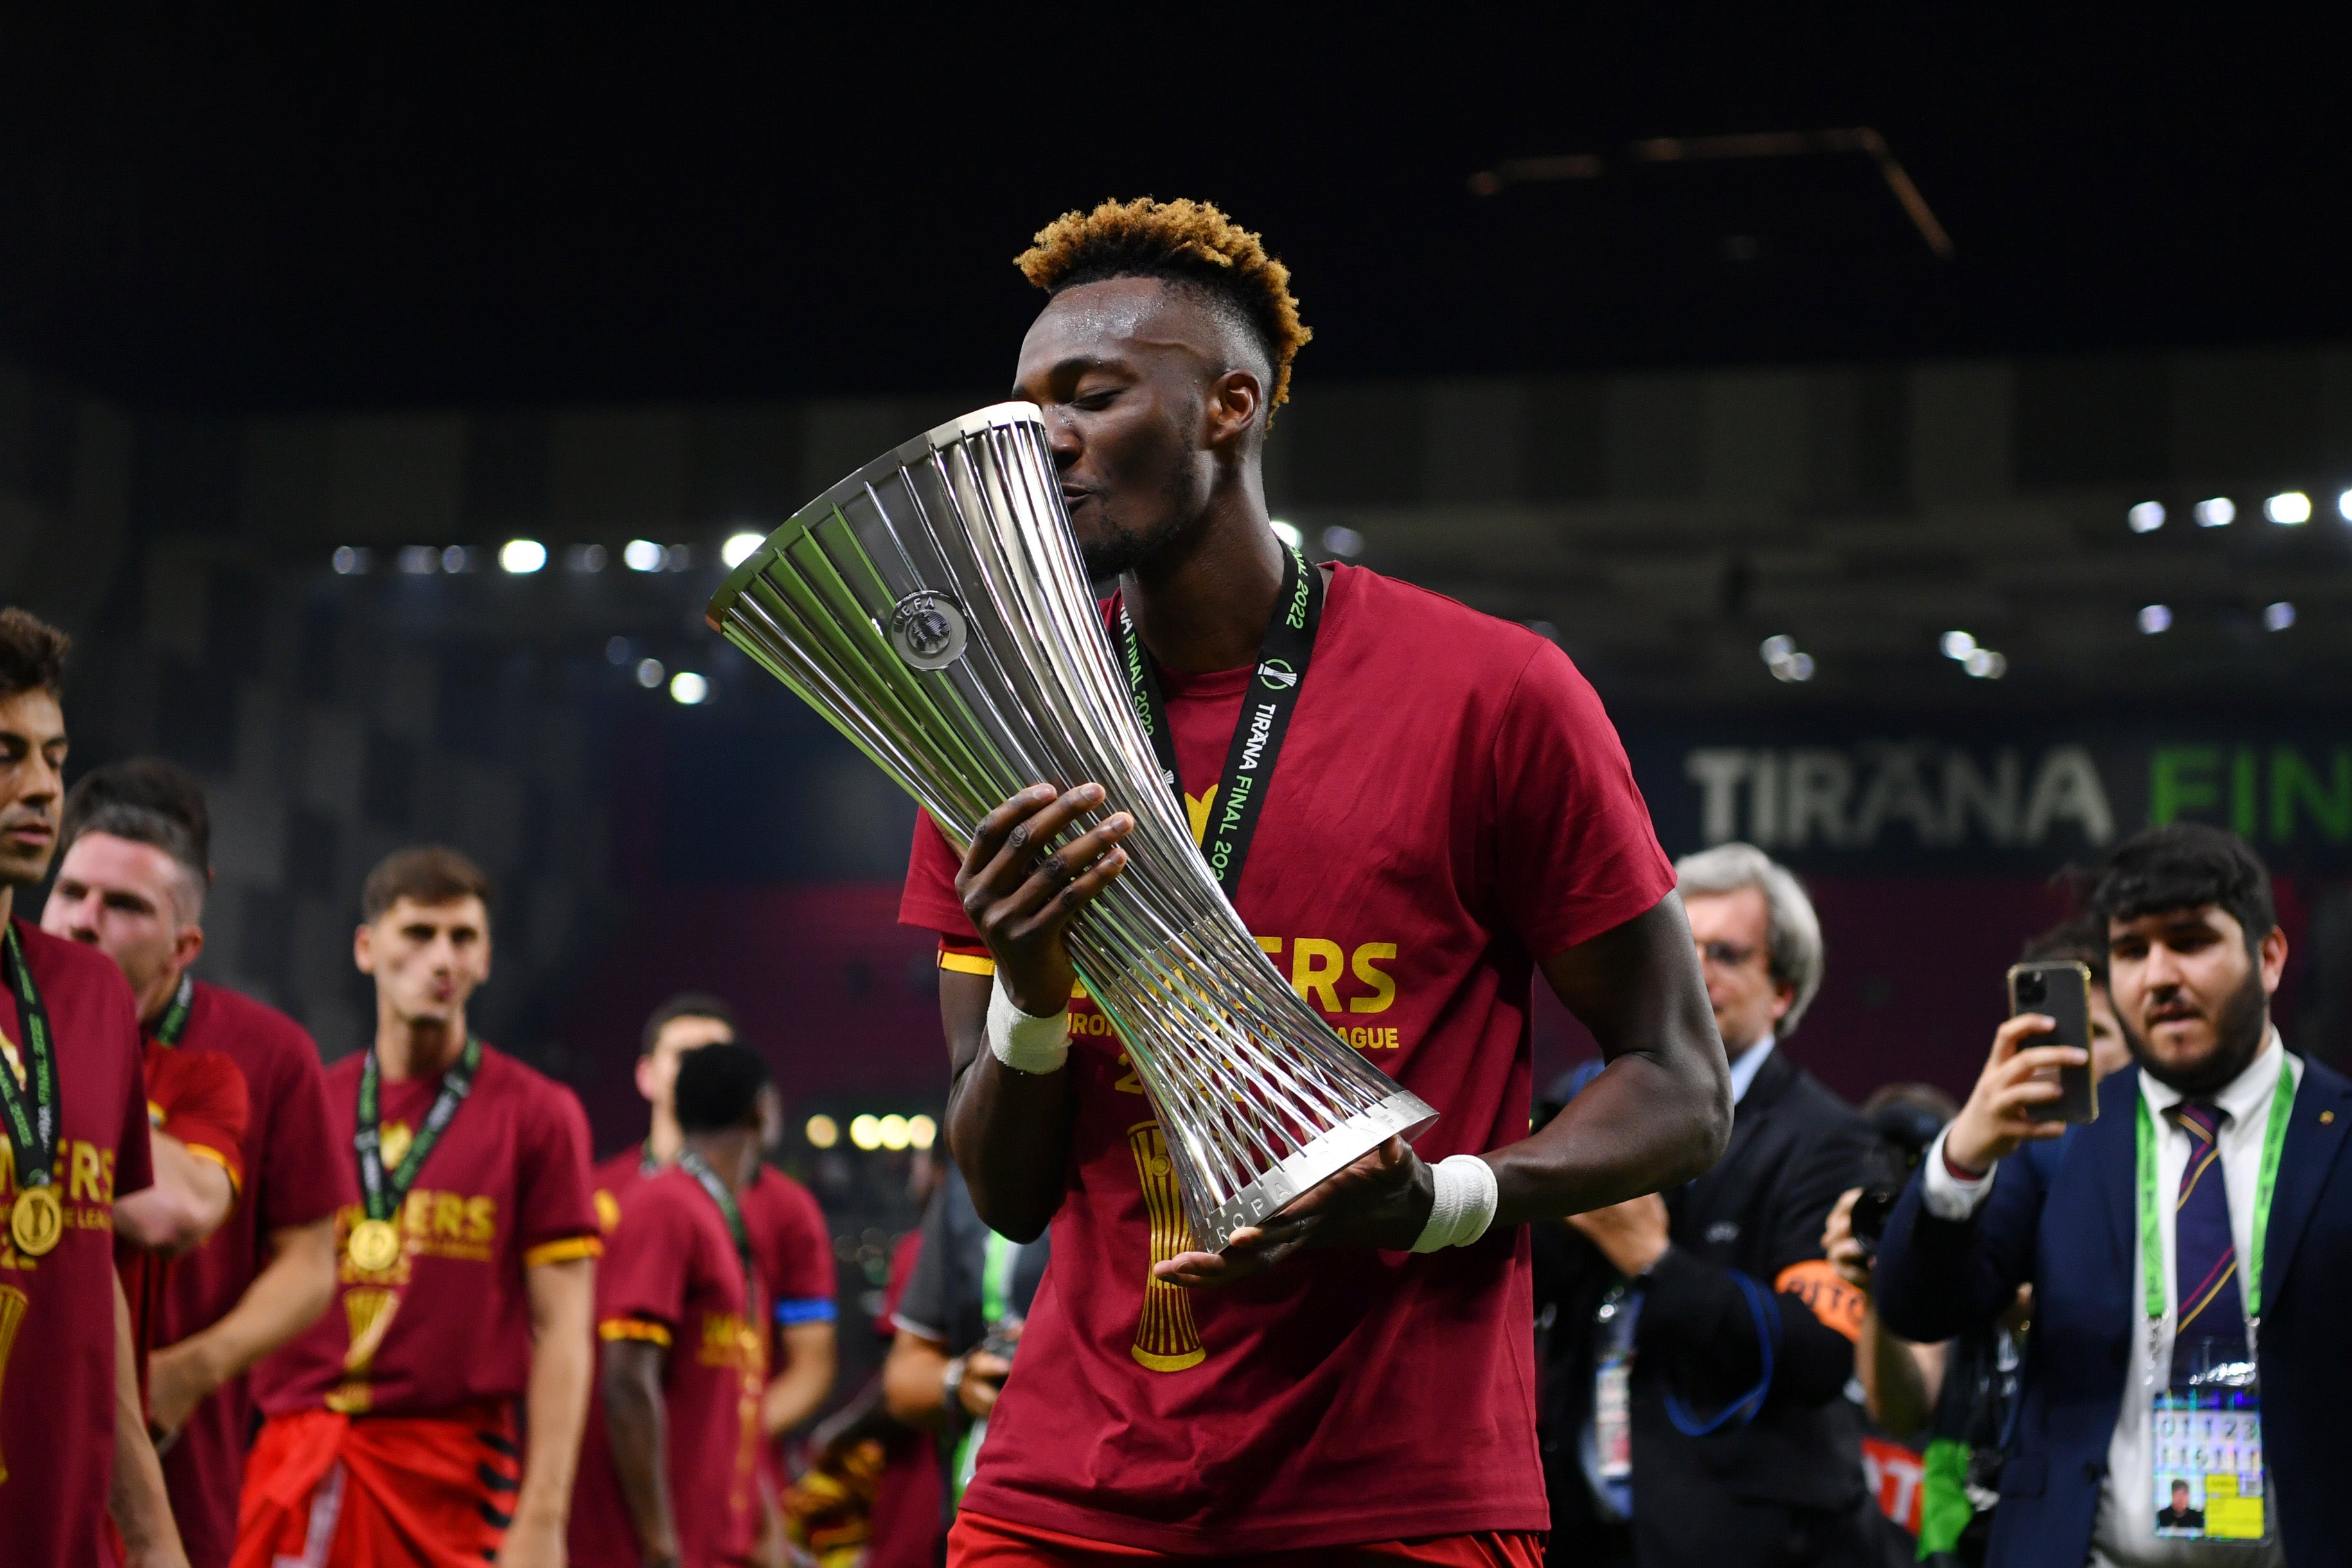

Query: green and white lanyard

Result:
[2135,1062,2296,1370]
[150,971,195,1046]
[949,1231,1018,1505]
[676,1148,759,1305]
[0,924,61,1197]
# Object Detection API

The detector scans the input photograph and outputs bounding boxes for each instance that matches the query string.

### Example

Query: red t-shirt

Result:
[0,920,157,1568]
[249,1043,601,1419]
[118,1033,249,1396]
[570,1168,767,1568]
[899,565,1674,1551]
[594,1145,839,1337]
[149,982,352,1568]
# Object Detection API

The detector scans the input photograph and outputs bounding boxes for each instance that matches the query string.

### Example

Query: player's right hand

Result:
[959,1348,1015,1420]
[957,782,1133,1016]
[1943,1014,2087,1174]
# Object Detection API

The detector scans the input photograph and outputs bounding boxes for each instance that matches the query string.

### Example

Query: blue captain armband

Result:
[774,1297,838,1327]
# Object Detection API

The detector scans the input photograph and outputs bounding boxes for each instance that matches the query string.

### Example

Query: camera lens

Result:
[2017,971,2046,1005]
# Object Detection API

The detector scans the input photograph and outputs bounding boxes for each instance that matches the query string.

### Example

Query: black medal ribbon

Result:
[151,971,195,1047]
[676,1147,757,1299]
[355,1035,483,1224]
[1117,540,1323,895]
[0,924,61,1191]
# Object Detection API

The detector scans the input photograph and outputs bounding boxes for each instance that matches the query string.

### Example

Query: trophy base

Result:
[1202,1088,1440,1250]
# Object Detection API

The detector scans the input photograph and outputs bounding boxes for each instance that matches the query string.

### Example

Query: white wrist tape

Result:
[986,980,1072,1075]
[1410,1154,1499,1253]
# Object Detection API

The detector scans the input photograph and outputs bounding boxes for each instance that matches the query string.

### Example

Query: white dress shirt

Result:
[1922,1031,2297,1568]
[1725,1034,1776,1107]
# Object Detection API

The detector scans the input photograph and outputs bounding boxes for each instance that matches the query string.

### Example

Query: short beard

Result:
[1079,511,1185,580]
[2121,964,2271,1097]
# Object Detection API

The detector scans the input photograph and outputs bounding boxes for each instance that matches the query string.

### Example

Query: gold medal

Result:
[9,1184,62,1257]
[346,1217,402,1272]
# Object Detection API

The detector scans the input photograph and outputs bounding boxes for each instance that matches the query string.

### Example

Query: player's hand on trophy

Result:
[957,782,1135,1016]
[1152,1136,1435,1288]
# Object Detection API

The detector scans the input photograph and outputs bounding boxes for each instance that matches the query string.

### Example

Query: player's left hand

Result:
[145,1340,217,1438]
[1565,1192,1671,1278]
[493,1513,566,1568]
[1153,1137,1432,1288]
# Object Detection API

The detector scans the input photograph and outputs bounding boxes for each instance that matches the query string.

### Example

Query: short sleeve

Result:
[112,995,154,1201]
[258,1022,358,1231]
[877,1230,923,1339]
[756,1176,837,1327]
[516,1077,602,1267]
[162,1048,251,1192]
[1487,640,1676,958]
[890,1187,955,1343]
[899,810,978,940]
[596,1190,698,1341]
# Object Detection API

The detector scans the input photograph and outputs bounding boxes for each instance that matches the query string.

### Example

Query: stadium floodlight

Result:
[398,545,439,575]
[1759,634,1813,682]
[1940,630,1977,660]
[441,546,472,573]
[2340,489,2352,522]
[2139,604,2173,634]
[907,1114,937,1151]
[564,543,608,572]
[623,538,666,572]
[2265,492,2311,525]
[877,1114,911,1150]
[722,531,763,568]
[2193,498,2235,527]
[332,547,372,576]
[1963,647,2008,679]
[849,1114,883,1151]
[635,657,666,689]
[1321,524,1365,558]
[499,538,547,574]
[2264,601,2296,631]
[668,671,709,705]
[2127,501,2166,533]
[804,1114,840,1149]
[1270,519,1303,548]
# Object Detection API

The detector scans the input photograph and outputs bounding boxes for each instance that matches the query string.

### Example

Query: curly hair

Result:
[1015,197,1312,418]
[0,607,69,700]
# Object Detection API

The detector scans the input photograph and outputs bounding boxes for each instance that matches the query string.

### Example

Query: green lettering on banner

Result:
[2149,746,2220,825]
[2272,746,2352,843]
[2233,748,2260,839]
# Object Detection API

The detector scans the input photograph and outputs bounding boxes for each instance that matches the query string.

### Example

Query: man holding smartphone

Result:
[1876,824,2352,1568]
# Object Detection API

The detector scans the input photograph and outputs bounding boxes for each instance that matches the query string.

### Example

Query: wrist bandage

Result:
[986,980,1072,1075]
[1410,1154,1499,1253]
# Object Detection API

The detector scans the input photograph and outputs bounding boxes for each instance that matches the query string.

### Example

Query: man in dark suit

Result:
[1557,843,1876,1567]
[1878,824,2351,1568]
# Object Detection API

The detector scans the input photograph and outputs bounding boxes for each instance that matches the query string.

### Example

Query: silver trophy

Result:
[707,402,1435,1249]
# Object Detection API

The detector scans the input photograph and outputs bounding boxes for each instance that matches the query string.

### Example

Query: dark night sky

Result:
[3,13,2348,413]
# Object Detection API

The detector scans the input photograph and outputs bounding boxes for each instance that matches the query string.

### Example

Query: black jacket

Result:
[1543,1045,1875,1567]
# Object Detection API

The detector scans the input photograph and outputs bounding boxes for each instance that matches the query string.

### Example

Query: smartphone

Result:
[2008,959,2098,1123]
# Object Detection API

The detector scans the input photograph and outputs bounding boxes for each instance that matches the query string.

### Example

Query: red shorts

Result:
[949,1510,1546,1568]
[232,1403,521,1568]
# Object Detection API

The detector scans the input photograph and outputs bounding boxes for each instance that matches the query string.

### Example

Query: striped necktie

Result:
[2168,1100,2245,1383]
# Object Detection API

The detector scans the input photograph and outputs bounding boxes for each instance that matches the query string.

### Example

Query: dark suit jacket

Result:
[1876,1055,2352,1568]
[1546,1046,1875,1566]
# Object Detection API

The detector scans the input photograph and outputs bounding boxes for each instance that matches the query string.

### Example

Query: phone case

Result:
[2008,959,2098,1123]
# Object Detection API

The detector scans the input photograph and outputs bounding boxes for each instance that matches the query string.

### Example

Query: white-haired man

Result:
[1554,843,1877,1568]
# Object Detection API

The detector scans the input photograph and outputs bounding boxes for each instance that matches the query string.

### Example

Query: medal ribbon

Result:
[0,924,61,1191]
[151,971,195,1047]
[1117,541,1323,894]
[2135,1058,2297,1329]
[355,1035,483,1224]
[676,1148,754,1284]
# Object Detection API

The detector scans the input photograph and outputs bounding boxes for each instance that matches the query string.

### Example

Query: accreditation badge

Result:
[346,1217,403,1273]
[8,1183,62,1256]
[2150,1335,2268,1544]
